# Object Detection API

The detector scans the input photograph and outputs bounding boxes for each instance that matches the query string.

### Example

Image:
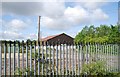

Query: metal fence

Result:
[0,41,120,76]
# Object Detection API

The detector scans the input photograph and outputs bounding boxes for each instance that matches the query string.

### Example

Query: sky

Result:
[0,0,120,40]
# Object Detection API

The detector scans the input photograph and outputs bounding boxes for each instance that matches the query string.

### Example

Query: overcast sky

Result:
[0,0,120,40]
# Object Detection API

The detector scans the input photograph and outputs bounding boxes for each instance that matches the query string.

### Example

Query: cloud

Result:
[26,33,37,40]
[64,6,89,24]
[3,19,29,32]
[41,5,109,30]
[42,2,65,17]
[91,8,109,21]
[1,2,109,39]
[78,2,107,9]
[2,2,65,17]
[0,31,37,40]
[0,18,37,40]
[0,31,24,40]
[8,19,27,30]
[41,16,72,30]
[2,2,44,16]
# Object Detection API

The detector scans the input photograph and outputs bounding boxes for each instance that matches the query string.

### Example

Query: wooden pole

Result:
[38,16,41,45]
[38,16,41,75]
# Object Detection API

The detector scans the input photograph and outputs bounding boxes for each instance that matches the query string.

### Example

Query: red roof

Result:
[41,33,63,41]
[41,33,73,41]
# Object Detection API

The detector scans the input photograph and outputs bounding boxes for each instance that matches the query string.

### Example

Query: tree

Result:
[74,24,120,44]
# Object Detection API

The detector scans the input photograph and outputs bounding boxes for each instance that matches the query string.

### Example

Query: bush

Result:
[81,61,120,77]
[81,61,106,76]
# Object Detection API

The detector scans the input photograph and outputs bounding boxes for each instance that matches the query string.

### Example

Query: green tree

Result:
[74,24,120,43]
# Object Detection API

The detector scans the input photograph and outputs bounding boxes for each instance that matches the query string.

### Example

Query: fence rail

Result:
[0,41,120,76]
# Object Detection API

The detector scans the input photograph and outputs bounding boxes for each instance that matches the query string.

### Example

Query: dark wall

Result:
[47,34,74,45]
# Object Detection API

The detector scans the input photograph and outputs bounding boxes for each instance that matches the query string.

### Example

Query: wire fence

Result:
[0,41,120,76]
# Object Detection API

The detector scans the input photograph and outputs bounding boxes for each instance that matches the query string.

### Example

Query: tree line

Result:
[74,24,120,44]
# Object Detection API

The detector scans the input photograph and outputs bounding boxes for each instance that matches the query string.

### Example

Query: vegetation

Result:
[81,61,106,75]
[15,59,120,76]
[81,60,120,77]
[74,25,120,44]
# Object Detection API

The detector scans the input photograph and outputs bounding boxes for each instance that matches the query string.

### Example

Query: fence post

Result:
[52,42,55,76]
[49,42,52,75]
[41,42,44,75]
[74,44,77,75]
[18,41,20,73]
[69,42,71,75]
[86,43,89,64]
[78,43,80,75]
[34,41,36,76]
[62,42,65,75]
[46,42,48,75]
[66,42,68,75]
[4,41,7,75]
[22,40,24,75]
[38,41,40,75]
[59,42,62,75]
[56,42,58,76]
[118,43,120,72]
[81,43,85,73]
[105,42,107,72]
[72,44,74,76]
[9,41,11,75]
[30,41,32,76]
[26,41,28,76]
[13,41,16,75]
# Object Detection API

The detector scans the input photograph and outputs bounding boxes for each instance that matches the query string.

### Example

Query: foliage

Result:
[81,61,106,75]
[81,61,120,77]
[75,25,120,44]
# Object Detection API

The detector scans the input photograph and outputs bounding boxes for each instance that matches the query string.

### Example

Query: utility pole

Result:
[38,16,41,45]
[38,16,41,75]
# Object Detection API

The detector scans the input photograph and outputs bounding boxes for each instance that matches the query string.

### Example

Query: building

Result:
[41,33,74,45]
